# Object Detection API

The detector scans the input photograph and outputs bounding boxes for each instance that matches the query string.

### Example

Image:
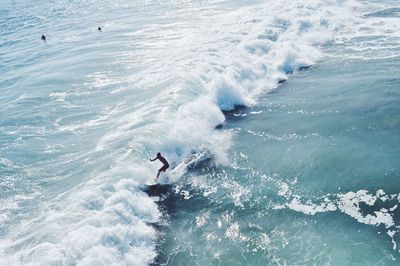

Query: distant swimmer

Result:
[41,34,46,41]
[98,26,102,31]
[150,152,169,179]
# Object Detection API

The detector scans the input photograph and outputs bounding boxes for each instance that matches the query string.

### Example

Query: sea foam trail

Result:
[0,0,382,265]
[275,186,400,250]
[148,0,341,163]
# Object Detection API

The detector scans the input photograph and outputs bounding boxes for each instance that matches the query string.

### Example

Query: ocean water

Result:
[1,0,400,265]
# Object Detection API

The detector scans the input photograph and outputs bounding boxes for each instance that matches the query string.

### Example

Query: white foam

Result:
[0,167,160,265]
[282,188,400,250]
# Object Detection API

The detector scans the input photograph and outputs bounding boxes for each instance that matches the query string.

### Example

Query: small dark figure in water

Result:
[41,34,46,41]
[98,26,102,31]
[150,152,169,179]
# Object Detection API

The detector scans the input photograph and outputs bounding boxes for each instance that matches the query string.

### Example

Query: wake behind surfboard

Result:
[140,183,174,203]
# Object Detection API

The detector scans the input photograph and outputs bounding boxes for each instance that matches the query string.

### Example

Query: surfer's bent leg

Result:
[156,165,169,179]
[160,165,169,172]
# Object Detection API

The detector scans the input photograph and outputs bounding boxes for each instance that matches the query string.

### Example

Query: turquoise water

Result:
[156,57,400,265]
[1,0,400,265]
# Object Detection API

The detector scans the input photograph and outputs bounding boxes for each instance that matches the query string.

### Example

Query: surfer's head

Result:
[157,152,161,156]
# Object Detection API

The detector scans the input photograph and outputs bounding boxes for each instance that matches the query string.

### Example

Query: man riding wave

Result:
[150,152,169,179]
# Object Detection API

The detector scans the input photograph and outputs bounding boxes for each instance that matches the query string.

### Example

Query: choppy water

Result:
[1,0,400,265]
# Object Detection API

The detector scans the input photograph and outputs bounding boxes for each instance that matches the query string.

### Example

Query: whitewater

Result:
[1,0,400,265]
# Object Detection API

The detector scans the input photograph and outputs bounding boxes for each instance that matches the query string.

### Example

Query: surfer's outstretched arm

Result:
[149,156,157,162]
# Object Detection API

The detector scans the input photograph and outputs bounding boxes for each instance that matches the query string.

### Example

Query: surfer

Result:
[150,152,170,179]
[41,34,46,41]
[97,26,102,31]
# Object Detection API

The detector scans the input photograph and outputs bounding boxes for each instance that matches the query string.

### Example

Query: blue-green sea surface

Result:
[1,0,399,265]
